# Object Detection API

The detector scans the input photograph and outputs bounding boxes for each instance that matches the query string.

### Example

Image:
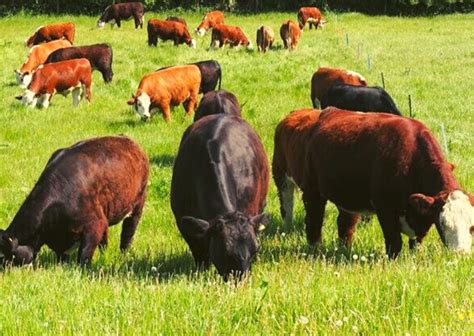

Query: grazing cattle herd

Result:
[2,4,473,280]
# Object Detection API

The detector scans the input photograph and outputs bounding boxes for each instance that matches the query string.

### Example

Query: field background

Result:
[0,11,473,335]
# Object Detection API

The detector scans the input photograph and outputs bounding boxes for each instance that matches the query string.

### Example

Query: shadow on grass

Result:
[149,154,175,167]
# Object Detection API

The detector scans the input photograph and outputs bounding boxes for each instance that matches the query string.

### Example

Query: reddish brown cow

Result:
[195,10,224,36]
[280,20,301,50]
[25,22,75,48]
[300,108,473,257]
[311,67,367,108]
[256,25,275,53]
[211,24,253,50]
[127,65,201,122]
[15,58,92,108]
[297,7,326,30]
[147,19,196,47]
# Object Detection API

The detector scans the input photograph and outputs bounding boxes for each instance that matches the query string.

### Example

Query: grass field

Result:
[0,11,473,335]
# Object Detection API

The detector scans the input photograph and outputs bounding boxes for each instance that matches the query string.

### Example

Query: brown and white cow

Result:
[195,10,224,36]
[256,25,275,53]
[211,24,253,50]
[25,22,75,48]
[97,2,144,29]
[15,39,72,88]
[147,19,196,47]
[16,58,92,108]
[297,7,326,30]
[310,67,367,108]
[280,20,301,50]
[127,65,201,122]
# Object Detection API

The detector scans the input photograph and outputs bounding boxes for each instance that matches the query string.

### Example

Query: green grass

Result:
[0,11,473,335]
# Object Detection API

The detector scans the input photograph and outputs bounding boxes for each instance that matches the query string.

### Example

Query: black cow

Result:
[166,16,187,28]
[321,84,402,115]
[45,43,114,83]
[171,114,270,280]
[0,136,149,266]
[97,2,144,29]
[194,90,241,122]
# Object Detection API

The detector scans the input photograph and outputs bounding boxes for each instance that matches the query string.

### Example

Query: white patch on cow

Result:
[400,216,416,238]
[72,86,83,106]
[37,94,50,109]
[15,69,22,85]
[108,19,116,27]
[20,72,33,89]
[97,21,105,29]
[320,19,327,29]
[20,89,37,107]
[134,93,151,120]
[197,28,206,36]
[438,190,473,254]
[190,39,197,48]
[247,41,254,51]
[347,70,366,83]
[307,18,318,24]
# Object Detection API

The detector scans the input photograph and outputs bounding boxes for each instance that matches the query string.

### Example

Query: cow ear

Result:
[250,213,271,234]
[470,226,474,235]
[180,216,210,241]
[409,193,445,216]
[0,230,17,253]
[127,98,135,105]
[447,162,456,171]
[15,95,23,100]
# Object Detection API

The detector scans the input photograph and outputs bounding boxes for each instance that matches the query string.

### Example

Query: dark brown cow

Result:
[97,2,144,29]
[280,20,301,50]
[171,114,270,280]
[45,43,114,83]
[297,7,326,30]
[256,25,275,53]
[25,22,75,48]
[166,16,187,28]
[147,19,196,48]
[0,136,149,266]
[211,24,253,50]
[311,67,367,108]
[194,90,241,122]
[16,58,92,108]
[195,10,224,36]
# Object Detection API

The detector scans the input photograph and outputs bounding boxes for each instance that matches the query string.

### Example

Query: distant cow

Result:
[166,16,187,28]
[297,7,326,30]
[194,90,241,122]
[311,67,367,108]
[280,20,301,50]
[171,114,270,280]
[301,108,473,257]
[97,2,144,29]
[15,39,72,88]
[0,136,149,266]
[25,22,75,48]
[147,19,196,48]
[211,24,253,50]
[195,10,224,36]
[16,58,92,108]
[256,25,275,53]
[45,43,114,83]
[128,65,201,122]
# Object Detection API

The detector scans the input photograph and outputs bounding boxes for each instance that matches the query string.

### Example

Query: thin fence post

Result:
[408,95,413,118]
[381,72,385,89]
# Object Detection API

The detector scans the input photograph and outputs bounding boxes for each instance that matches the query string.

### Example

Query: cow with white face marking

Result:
[195,10,224,36]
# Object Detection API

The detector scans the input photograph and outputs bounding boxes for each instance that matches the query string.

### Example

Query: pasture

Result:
[0,11,473,334]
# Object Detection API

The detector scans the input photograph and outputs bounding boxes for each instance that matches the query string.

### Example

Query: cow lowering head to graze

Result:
[210,24,253,50]
[300,108,473,258]
[147,19,196,48]
[166,16,187,28]
[15,39,72,88]
[171,114,270,280]
[321,84,402,115]
[311,67,367,108]
[45,43,114,83]
[297,7,326,30]
[128,65,201,122]
[25,22,75,48]
[97,2,144,29]
[0,136,149,266]
[195,10,224,36]
[194,90,241,122]
[256,25,275,53]
[15,58,92,108]
[280,20,301,51]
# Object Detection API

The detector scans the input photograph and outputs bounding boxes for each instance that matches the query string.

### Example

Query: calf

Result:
[321,84,402,115]
[166,16,187,28]
[171,114,270,280]
[25,22,75,47]
[195,10,225,36]
[16,58,92,108]
[0,136,149,266]
[97,2,144,29]
[301,108,473,257]
[256,25,275,53]
[45,43,114,83]
[280,20,301,50]
[194,90,241,122]
[311,67,367,108]
[211,24,253,50]
[128,65,201,122]
[15,39,72,88]
[147,19,196,48]
[297,7,326,30]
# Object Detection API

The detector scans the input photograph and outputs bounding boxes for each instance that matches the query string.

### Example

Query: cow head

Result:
[319,18,327,29]
[180,211,270,280]
[97,20,106,29]
[15,69,33,88]
[0,230,34,266]
[195,18,209,37]
[189,39,197,48]
[15,89,37,107]
[408,190,473,253]
[127,93,151,121]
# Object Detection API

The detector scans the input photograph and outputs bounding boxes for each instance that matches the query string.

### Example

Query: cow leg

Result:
[38,94,50,109]
[376,209,403,259]
[78,218,107,265]
[120,193,145,252]
[274,168,295,228]
[302,189,327,245]
[83,82,92,102]
[134,16,139,29]
[160,103,171,123]
[184,93,198,116]
[337,208,360,246]
[99,227,108,251]
[116,20,121,28]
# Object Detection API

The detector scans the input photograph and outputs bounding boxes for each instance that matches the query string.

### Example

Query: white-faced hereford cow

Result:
[194,90,241,122]
[256,25,275,53]
[25,22,75,48]
[0,136,149,266]
[171,114,270,280]
[45,43,114,83]
[97,2,144,29]
[280,20,301,50]
[16,58,92,108]
[147,19,196,48]
[211,24,253,50]
[195,10,224,36]
[297,7,326,30]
